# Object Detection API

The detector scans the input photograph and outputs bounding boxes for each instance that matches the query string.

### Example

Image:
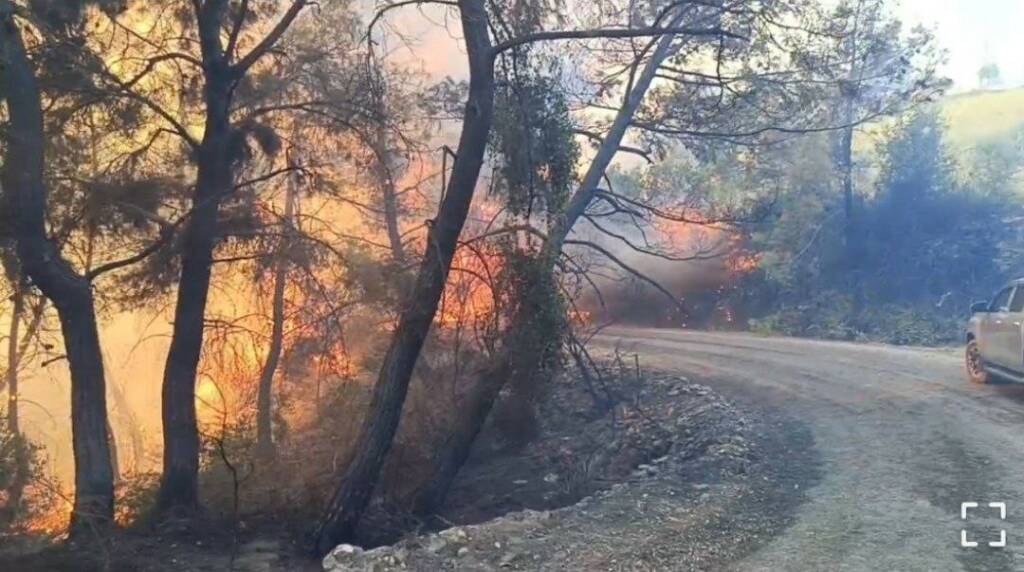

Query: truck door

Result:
[1003,286,1024,371]
[986,286,1016,368]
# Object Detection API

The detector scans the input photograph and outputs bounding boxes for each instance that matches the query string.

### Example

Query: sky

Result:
[898,0,1024,90]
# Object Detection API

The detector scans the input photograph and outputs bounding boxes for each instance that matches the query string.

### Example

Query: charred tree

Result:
[157,54,232,513]
[0,4,115,532]
[312,0,495,552]
[157,0,308,513]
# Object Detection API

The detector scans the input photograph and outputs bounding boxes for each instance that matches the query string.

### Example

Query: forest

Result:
[0,0,1019,569]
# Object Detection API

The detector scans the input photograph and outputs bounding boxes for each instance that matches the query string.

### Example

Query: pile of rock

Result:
[322,510,558,572]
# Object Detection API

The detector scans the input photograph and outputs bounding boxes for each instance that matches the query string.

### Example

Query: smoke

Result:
[568,216,739,328]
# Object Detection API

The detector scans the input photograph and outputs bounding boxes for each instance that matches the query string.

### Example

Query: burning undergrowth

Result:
[569,216,760,330]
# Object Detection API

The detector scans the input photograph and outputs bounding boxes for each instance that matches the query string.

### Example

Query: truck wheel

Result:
[966,339,990,384]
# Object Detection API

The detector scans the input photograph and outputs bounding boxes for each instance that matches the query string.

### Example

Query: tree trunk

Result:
[158,0,308,511]
[107,377,144,475]
[4,274,24,520]
[255,176,297,460]
[410,17,684,515]
[157,71,233,513]
[838,119,861,306]
[376,135,406,266]
[411,359,507,514]
[0,7,114,533]
[6,275,23,433]
[312,0,495,553]
[840,0,865,309]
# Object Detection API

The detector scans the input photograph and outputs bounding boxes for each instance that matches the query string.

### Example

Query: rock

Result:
[425,536,448,554]
[457,547,470,557]
[322,544,363,570]
[543,473,559,483]
[529,509,552,521]
[439,526,469,543]
[498,551,521,567]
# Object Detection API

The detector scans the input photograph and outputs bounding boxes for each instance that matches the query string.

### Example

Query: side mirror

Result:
[971,301,990,313]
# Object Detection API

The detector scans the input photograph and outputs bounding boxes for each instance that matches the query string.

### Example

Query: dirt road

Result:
[597,327,1024,571]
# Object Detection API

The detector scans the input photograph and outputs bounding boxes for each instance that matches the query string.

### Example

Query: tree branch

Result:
[225,0,249,60]
[232,0,309,75]
[564,239,682,307]
[490,26,745,57]
[573,128,654,164]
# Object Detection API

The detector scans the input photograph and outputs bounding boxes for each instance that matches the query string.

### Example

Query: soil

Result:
[600,327,1024,570]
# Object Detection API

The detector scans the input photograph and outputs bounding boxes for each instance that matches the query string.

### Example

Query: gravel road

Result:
[597,327,1024,571]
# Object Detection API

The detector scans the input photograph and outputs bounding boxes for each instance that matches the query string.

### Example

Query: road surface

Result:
[596,327,1024,571]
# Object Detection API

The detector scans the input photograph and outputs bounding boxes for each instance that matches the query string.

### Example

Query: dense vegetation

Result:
[746,108,1024,345]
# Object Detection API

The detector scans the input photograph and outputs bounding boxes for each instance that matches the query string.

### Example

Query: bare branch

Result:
[225,0,250,60]
[491,26,745,57]
[573,128,654,164]
[232,0,309,75]
[564,239,681,307]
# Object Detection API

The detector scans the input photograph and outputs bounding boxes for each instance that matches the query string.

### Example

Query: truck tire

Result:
[965,339,990,384]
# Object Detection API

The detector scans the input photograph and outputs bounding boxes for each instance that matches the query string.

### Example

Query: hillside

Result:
[941,87,1024,149]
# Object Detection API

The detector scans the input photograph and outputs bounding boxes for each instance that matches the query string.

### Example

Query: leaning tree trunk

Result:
[410,15,685,515]
[157,73,233,513]
[255,175,297,460]
[312,0,495,553]
[0,7,114,533]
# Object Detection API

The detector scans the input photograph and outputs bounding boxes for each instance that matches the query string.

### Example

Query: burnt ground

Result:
[323,367,820,571]
[0,350,817,571]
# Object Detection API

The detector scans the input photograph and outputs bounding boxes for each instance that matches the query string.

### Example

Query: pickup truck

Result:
[966,280,1024,383]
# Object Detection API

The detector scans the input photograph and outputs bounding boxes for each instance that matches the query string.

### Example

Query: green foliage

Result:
[500,250,568,373]
[750,293,962,345]
[492,249,568,443]
[860,110,1015,308]
[490,72,579,220]
[978,63,1001,88]
[750,108,1023,346]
